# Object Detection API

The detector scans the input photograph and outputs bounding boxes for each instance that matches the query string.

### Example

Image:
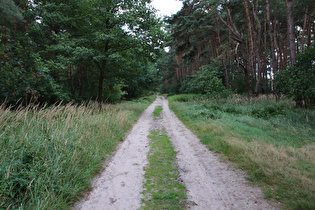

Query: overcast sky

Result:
[150,0,183,17]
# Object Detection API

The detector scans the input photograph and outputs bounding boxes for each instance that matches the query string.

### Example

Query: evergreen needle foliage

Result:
[0,97,153,209]
[169,94,315,210]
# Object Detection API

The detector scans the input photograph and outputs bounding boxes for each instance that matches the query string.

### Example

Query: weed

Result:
[153,106,163,117]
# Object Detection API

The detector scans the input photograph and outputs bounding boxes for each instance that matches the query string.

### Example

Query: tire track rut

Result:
[73,97,278,210]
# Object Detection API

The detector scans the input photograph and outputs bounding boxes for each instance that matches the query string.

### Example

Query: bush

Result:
[180,63,228,97]
[168,94,205,103]
[276,45,315,108]
[251,105,285,119]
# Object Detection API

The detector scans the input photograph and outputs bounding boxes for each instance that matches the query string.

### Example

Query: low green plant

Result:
[0,97,154,209]
[169,94,315,209]
[168,94,205,103]
[153,106,163,117]
[141,130,187,209]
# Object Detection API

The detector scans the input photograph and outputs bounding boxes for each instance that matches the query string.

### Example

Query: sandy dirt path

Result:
[74,97,277,210]
[160,97,277,209]
[73,99,158,210]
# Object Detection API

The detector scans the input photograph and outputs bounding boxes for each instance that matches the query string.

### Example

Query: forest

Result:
[159,0,315,109]
[1,0,314,106]
[1,1,315,209]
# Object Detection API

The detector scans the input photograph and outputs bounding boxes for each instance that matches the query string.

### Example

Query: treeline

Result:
[0,0,165,105]
[159,0,315,106]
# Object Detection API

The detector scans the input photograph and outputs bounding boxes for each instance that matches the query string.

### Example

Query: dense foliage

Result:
[180,63,229,98]
[0,0,165,105]
[276,45,315,107]
[159,0,315,102]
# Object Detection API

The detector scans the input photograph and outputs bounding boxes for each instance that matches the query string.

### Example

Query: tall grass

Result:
[169,94,315,209]
[0,97,154,209]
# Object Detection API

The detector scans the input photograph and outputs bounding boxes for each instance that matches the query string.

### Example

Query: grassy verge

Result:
[169,94,315,210]
[141,130,187,210]
[0,96,154,209]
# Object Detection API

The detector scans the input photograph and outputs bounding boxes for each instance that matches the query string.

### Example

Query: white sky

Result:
[150,0,183,17]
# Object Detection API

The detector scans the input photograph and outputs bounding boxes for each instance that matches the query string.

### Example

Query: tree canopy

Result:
[1,0,315,106]
[0,0,165,105]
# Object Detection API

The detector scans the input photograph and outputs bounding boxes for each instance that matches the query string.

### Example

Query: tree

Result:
[276,45,315,110]
[0,0,23,27]
[286,0,296,64]
[161,0,315,99]
[1,0,165,105]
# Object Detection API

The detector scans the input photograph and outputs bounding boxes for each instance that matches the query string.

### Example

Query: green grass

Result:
[141,129,187,209]
[169,94,315,210]
[0,97,154,209]
[153,106,163,117]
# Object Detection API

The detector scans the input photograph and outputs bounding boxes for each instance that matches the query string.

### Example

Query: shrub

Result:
[276,45,315,108]
[180,63,228,98]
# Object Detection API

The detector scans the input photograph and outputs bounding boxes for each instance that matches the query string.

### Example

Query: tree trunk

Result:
[307,11,315,47]
[240,62,254,97]
[215,14,229,89]
[97,61,105,104]
[69,64,75,96]
[78,68,84,98]
[301,7,309,52]
[266,0,278,100]
[286,0,296,64]
[266,0,276,72]
[252,1,262,96]
[244,0,254,76]
[273,20,280,72]
[218,7,253,96]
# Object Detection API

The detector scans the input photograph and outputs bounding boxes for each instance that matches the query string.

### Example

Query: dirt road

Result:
[73,97,277,209]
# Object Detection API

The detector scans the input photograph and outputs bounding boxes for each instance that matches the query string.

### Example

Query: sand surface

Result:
[73,97,278,210]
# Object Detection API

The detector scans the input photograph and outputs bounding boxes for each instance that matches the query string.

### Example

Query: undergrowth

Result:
[0,97,154,209]
[169,94,315,210]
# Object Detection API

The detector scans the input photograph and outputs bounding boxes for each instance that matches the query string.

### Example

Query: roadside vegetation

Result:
[141,106,187,209]
[169,94,315,209]
[0,97,154,209]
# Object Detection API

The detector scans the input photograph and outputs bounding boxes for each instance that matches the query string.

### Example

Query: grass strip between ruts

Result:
[153,105,163,118]
[141,129,187,210]
[141,105,187,209]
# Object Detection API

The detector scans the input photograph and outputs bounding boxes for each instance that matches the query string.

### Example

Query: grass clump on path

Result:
[141,130,187,210]
[169,94,315,210]
[0,97,154,209]
[153,105,163,117]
